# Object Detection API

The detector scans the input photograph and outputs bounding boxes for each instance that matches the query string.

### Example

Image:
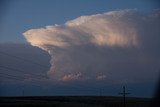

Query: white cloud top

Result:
[23,9,160,82]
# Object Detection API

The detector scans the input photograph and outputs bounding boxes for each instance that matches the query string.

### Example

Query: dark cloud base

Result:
[0,43,158,97]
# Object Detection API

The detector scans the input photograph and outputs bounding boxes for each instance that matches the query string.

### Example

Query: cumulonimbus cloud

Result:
[23,9,160,82]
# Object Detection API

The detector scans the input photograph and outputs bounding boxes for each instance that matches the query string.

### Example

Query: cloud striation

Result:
[23,9,160,83]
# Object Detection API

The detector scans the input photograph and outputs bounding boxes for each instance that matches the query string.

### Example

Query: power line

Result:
[0,71,101,94]
[0,50,50,69]
[0,73,100,95]
[0,75,45,87]
[0,51,103,94]
[0,74,24,81]
[0,71,97,91]
[0,70,47,86]
[0,66,100,94]
[0,72,25,79]
[0,65,47,79]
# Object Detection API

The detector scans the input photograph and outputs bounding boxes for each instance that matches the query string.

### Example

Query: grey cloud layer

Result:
[23,10,160,82]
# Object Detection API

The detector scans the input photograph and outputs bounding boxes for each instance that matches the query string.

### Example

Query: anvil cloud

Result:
[23,9,160,82]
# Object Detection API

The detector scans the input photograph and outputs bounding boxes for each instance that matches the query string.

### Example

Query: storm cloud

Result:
[23,9,160,83]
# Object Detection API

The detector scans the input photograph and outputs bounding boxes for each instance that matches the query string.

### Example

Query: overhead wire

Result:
[0,64,99,93]
[0,50,102,93]
[0,65,47,79]
[0,68,47,87]
[0,50,49,86]
[0,72,25,79]
[0,50,50,69]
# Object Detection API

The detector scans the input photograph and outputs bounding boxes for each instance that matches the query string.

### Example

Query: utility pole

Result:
[119,86,130,107]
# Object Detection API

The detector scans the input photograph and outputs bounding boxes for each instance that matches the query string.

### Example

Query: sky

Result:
[0,0,160,97]
[0,0,160,43]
